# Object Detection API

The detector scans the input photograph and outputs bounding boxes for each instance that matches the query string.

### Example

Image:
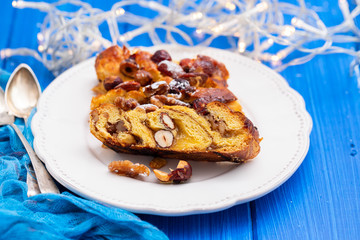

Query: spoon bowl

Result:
[5,64,41,121]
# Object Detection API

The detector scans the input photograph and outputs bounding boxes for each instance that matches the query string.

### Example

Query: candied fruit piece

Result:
[149,157,168,169]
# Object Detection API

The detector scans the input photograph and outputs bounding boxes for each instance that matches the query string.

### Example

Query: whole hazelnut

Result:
[103,76,123,91]
[151,50,172,64]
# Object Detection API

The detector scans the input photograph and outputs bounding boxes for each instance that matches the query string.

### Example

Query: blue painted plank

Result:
[252,0,360,237]
[139,203,253,240]
[0,0,15,69]
[253,53,360,239]
[4,0,360,239]
[1,0,53,89]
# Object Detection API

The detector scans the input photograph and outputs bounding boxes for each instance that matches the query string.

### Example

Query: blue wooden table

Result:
[1,0,359,239]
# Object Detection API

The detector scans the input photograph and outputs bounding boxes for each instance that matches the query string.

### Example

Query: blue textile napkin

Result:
[0,69,168,240]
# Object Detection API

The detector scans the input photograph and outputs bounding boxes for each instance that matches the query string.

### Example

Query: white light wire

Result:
[1,0,360,86]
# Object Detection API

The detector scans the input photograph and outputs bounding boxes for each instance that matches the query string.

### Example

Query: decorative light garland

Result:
[2,0,360,83]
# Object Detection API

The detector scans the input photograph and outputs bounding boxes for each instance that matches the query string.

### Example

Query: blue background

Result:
[1,0,360,239]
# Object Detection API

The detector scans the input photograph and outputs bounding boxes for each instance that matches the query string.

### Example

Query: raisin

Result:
[179,58,192,72]
[151,50,172,64]
[157,60,185,78]
[179,73,208,87]
[169,78,195,96]
[134,70,153,86]
[103,76,123,91]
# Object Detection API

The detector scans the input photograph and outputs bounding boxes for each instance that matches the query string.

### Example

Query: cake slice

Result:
[89,46,261,162]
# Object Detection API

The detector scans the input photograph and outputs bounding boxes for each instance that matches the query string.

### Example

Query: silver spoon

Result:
[4,64,59,195]
[0,87,40,196]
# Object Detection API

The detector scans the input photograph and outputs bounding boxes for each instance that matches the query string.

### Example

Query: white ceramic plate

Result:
[32,45,312,216]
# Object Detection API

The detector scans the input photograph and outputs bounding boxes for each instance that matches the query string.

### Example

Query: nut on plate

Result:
[153,160,192,183]
[108,160,150,178]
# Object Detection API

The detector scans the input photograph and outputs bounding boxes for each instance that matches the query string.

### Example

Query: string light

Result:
[225,2,236,11]
[190,12,203,20]
[281,25,295,37]
[255,2,269,12]
[238,41,246,53]
[38,45,44,52]
[37,33,44,42]
[211,24,224,34]
[115,8,125,16]
[1,0,360,79]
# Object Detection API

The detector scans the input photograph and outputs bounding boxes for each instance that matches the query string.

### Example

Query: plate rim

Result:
[32,44,312,216]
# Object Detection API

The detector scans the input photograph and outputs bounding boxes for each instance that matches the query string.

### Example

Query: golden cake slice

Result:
[89,46,261,163]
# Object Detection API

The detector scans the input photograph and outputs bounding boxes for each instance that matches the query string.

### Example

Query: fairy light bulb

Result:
[211,24,224,34]
[281,25,295,37]
[225,2,236,11]
[238,41,246,53]
[115,8,125,16]
[37,33,44,42]
[255,2,269,12]
[271,55,280,62]
[38,45,44,52]
[194,29,204,40]
[191,12,203,20]
[270,55,282,67]
[12,0,26,8]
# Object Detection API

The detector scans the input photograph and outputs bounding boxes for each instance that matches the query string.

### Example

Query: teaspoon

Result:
[5,64,59,195]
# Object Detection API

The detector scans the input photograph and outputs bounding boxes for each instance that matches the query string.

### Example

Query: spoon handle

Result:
[26,167,41,197]
[10,123,60,194]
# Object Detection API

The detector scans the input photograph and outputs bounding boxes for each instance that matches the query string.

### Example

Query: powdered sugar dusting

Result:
[158,60,184,77]
[137,104,158,109]
[151,81,167,89]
